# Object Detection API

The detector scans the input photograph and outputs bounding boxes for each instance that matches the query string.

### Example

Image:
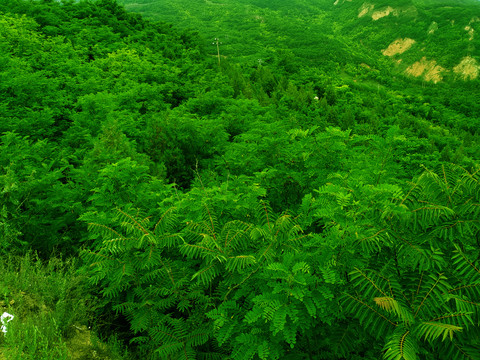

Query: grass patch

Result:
[0,252,129,359]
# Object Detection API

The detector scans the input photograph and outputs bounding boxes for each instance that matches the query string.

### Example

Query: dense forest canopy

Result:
[0,0,479,359]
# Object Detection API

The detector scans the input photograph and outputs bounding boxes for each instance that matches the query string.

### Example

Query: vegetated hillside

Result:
[335,0,480,82]
[119,0,480,81]
[117,0,389,70]
[0,0,479,359]
[118,0,480,120]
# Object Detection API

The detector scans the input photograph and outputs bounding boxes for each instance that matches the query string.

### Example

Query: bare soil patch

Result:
[428,21,438,34]
[453,56,479,80]
[382,38,416,56]
[406,57,445,83]
[358,3,374,18]
[372,6,397,21]
[465,25,474,41]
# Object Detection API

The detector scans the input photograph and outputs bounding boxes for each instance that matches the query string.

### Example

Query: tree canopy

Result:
[0,0,479,358]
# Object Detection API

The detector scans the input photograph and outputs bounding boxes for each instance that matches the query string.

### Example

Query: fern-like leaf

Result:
[416,321,463,342]
[383,327,418,360]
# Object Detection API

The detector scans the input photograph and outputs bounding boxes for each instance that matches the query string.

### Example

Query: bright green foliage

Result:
[1,0,480,358]
[344,267,477,359]
[341,165,480,359]
[204,203,340,359]
[402,164,480,248]
[181,210,255,285]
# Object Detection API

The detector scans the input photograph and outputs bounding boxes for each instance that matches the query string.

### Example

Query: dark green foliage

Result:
[0,132,74,254]
[81,208,214,359]
[1,0,480,358]
[82,203,341,359]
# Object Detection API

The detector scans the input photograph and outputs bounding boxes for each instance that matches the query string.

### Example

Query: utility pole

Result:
[212,38,222,66]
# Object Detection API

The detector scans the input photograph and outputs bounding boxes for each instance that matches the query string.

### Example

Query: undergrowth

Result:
[0,252,129,360]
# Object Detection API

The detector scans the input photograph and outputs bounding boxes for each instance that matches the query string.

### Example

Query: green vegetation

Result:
[0,0,479,358]
[0,252,129,359]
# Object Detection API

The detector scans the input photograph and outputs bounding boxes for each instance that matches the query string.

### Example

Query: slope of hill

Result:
[1,0,479,359]
[336,0,480,82]
[119,0,480,83]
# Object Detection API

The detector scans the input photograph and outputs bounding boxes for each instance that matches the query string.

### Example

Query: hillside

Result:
[118,0,480,82]
[0,0,479,359]
[336,0,480,82]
